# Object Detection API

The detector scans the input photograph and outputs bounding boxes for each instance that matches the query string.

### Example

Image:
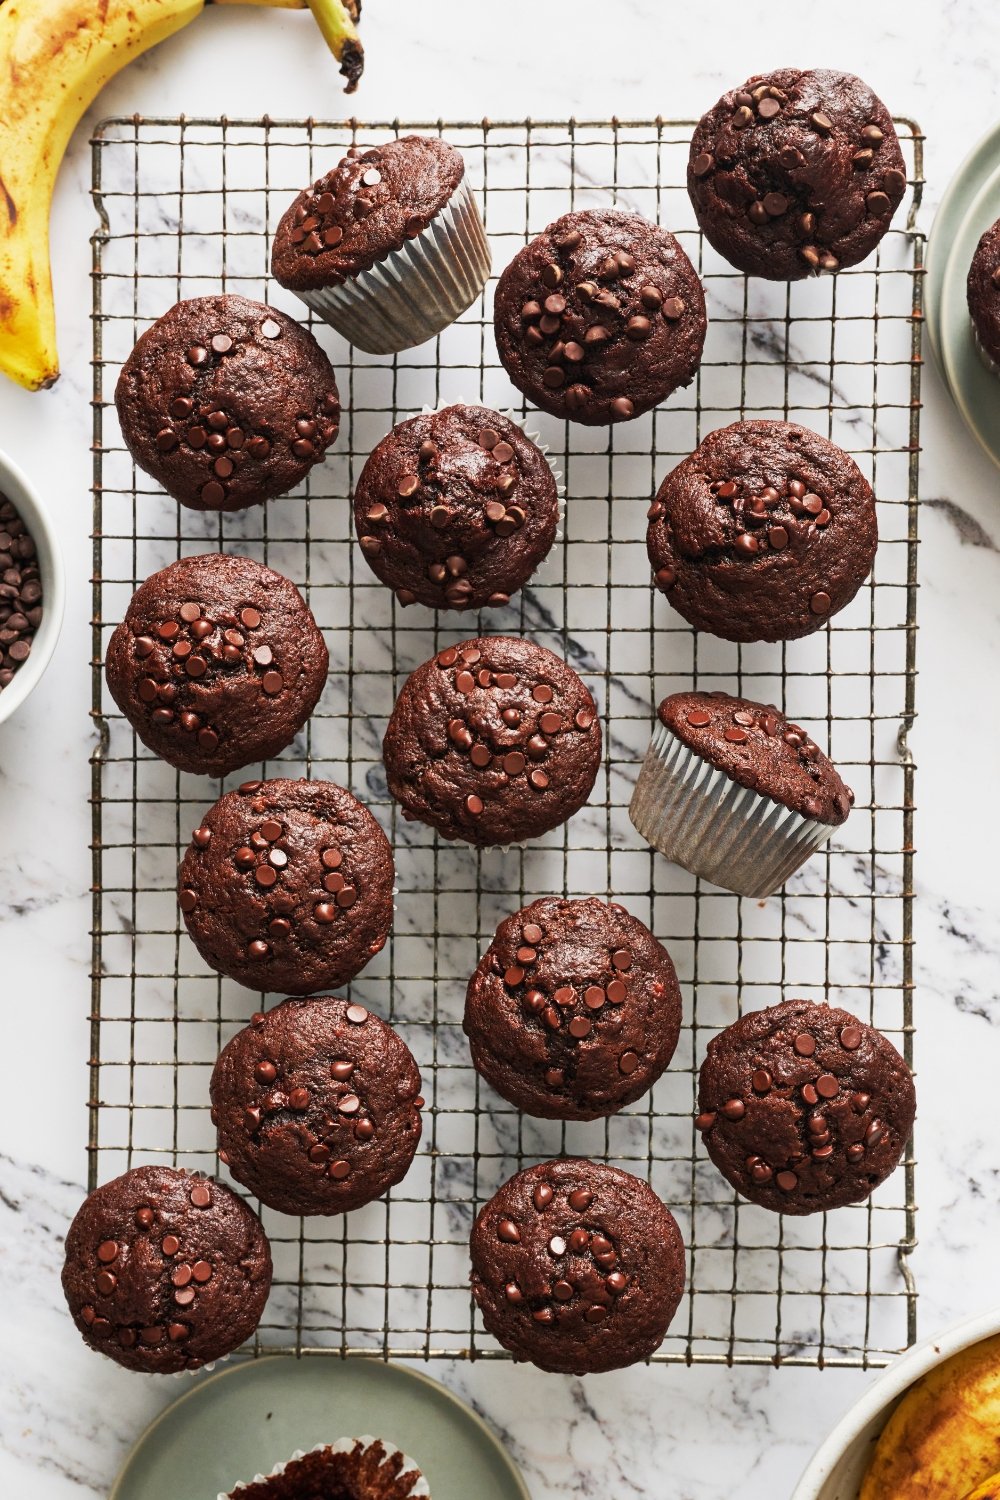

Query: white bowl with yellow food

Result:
[793,1309,1000,1499]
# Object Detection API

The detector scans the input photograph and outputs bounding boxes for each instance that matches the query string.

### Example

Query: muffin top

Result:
[352,405,559,611]
[104,553,328,778]
[967,218,1000,365]
[115,295,340,511]
[382,635,601,848]
[494,208,706,425]
[211,998,423,1217]
[179,778,394,995]
[647,419,878,642]
[271,135,466,291]
[688,68,906,279]
[470,1158,686,1374]
[464,896,682,1120]
[658,690,853,825]
[61,1166,271,1373]
[225,1441,427,1500]
[697,998,915,1215]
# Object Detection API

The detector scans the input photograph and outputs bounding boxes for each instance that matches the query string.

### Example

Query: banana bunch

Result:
[861,1332,1000,1498]
[0,0,363,391]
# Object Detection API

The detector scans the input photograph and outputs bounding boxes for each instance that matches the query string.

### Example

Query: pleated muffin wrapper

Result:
[295,174,491,355]
[219,1437,430,1500]
[628,721,836,900]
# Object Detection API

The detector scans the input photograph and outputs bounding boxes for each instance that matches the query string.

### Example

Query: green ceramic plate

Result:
[110,1357,530,1500]
[925,117,1000,364]
[939,168,1000,469]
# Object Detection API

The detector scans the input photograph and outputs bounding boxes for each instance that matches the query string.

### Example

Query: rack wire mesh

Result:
[89,116,922,1368]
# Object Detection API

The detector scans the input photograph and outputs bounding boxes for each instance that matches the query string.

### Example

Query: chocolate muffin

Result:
[105,554,328,778]
[967,217,1000,369]
[272,136,490,355]
[688,69,906,279]
[630,690,853,898]
[211,998,423,1216]
[179,779,394,994]
[382,635,601,847]
[470,1158,685,1374]
[494,208,706,425]
[697,998,915,1214]
[352,405,559,610]
[61,1165,271,1373]
[115,295,340,511]
[226,1441,428,1500]
[464,897,682,1120]
[647,419,878,641]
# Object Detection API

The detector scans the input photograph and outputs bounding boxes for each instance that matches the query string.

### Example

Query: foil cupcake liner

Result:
[295,175,491,355]
[971,317,1000,377]
[219,1436,429,1499]
[628,722,835,899]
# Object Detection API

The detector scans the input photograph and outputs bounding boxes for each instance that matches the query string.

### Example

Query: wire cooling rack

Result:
[89,116,922,1369]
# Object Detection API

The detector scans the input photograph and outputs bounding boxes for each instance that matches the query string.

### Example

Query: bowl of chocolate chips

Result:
[0,448,65,726]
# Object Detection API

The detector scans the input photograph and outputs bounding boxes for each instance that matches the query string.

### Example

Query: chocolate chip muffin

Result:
[688,69,906,279]
[967,217,1000,370]
[464,897,682,1120]
[179,779,394,994]
[62,1166,271,1373]
[226,1441,428,1500]
[470,1159,685,1373]
[352,405,559,610]
[382,635,601,847]
[211,998,423,1216]
[494,208,706,425]
[105,554,328,778]
[696,999,915,1214]
[647,420,878,641]
[115,295,340,511]
[272,136,490,354]
[630,690,853,899]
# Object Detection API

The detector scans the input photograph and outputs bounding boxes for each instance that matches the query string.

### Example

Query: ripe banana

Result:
[861,1332,1000,1499]
[0,0,363,392]
[966,1476,1000,1500]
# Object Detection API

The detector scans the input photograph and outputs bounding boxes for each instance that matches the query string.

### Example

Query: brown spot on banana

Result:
[0,175,16,228]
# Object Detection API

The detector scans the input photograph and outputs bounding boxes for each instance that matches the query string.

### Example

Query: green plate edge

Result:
[926,116,1000,365]
[109,1356,532,1500]
[939,167,1000,470]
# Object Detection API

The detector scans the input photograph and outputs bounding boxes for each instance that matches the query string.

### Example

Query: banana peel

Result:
[0,0,363,392]
[861,1332,1000,1499]
[966,1476,1000,1500]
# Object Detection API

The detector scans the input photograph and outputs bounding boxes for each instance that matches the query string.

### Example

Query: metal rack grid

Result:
[89,116,922,1369]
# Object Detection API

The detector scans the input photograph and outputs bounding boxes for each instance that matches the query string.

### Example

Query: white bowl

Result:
[0,447,65,726]
[793,1306,1000,1499]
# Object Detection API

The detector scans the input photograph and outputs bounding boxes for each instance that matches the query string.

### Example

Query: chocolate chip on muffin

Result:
[115,295,340,511]
[211,998,423,1216]
[61,1166,271,1372]
[696,998,915,1214]
[494,208,706,425]
[352,404,559,611]
[470,1158,685,1373]
[688,69,906,279]
[967,217,1000,370]
[382,635,601,847]
[104,553,328,777]
[464,897,682,1120]
[647,419,878,641]
[179,779,394,994]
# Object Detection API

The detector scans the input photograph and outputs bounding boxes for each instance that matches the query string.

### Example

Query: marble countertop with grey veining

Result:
[3,3,1000,1496]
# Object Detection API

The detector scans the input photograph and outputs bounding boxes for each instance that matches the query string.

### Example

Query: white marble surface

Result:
[3,2,1000,1495]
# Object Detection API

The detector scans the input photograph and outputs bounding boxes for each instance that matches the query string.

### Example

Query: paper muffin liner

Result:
[628,722,835,899]
[970,317,1000,377]
[219,1436,430,1499]
[295,174,491,355]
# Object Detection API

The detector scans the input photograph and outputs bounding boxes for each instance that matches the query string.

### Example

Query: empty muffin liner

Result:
[628,722,836,899]
[295,175,491,355]
[219,1436,429,1499]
